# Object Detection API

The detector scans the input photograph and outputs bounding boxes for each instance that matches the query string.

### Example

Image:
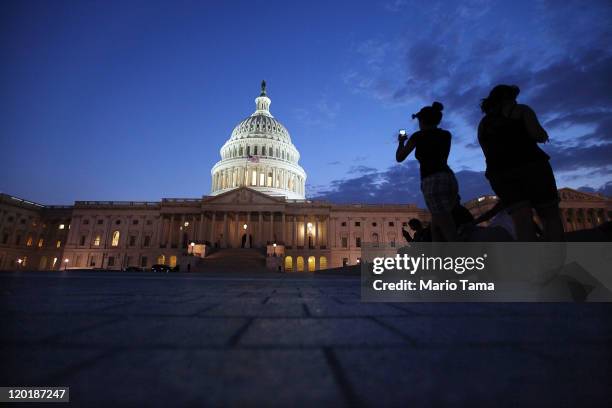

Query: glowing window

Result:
[296,256,304,272]
[111,231,120,247]
[94,235,101,246]
[37,238,44,248]
[319,256,328,270]
[56,240,62,248]
[59,224,65,230]
[284,256,293,272]
[26,236,33,246]
[307,256,316,272]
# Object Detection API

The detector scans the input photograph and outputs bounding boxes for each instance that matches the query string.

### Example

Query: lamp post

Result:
[17,258,23,269]
[64,258,69,271]
[190,242,195,255]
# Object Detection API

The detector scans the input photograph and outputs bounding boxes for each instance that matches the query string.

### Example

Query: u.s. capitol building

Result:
[0,82,428,272]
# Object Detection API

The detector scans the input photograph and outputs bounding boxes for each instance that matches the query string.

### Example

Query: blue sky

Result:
[1,0,611,206]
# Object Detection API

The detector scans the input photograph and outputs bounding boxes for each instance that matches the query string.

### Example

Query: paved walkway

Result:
[1,271,611,407]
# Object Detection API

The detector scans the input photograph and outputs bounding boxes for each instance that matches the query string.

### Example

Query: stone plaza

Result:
[1,270,611,406]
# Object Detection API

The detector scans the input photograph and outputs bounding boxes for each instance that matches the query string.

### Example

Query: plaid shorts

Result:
[420,171,458,214]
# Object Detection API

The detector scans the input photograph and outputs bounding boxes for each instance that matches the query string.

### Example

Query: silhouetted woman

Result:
[478,84,564,241]
[396,102,458,241]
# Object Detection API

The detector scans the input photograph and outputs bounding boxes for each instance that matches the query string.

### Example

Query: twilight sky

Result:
[1,0,611,206]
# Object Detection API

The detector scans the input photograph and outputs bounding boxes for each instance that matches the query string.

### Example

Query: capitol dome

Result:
[210,81,307,200]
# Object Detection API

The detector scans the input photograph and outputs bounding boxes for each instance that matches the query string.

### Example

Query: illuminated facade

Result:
[1,84,609,271]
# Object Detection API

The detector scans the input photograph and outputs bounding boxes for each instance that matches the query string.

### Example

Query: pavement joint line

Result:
[226,318,255,347]
[366,316,418,347]
[323,347,362,408]
[43,348,121,385]
[261,296,271,305]
[42,316,126,344]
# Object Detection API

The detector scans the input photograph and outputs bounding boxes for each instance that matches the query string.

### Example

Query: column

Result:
[235,212,240,248]
[269,212,274,242]
[314,217,318,248]
[281,213,286,244]
[167,216,173,247]
[303,215,307,247]
[199,213,205,242]
[180,214,185,247]
[326,216,331,249]
[223,213,228,247]
[258,212,263,246]
[210,212,216,243]
[292,215,297,248]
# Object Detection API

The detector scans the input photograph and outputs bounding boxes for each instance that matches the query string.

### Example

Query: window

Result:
[59,224,65,230]
[146,220,153,225]
[7,216,14,222]
[284,256,293,272]
[341,237,348,248]
[56,240,61,248]
[15,235,21,245]
[52,257,58,269]
[108,257,115,267]
[372,222,377,227]
[141,256,148,268]
[307,256,316,272]
[254,146,258,155]
[115,220,121,225]
[97,219,103,225]
[90,258,96,267]
[144,236,151,247]
[389,222,394,227]
[80,236,86,246]
[319,256,328,270]
[129,236,136,247]
[342,258,348,267]
[341,221,347,227]
[111,231,120,247]
[93,235,101,246]
[83,219,90,225]
[355,221,360,227]
[296,256,305,272]
[20,219,26,224]
[132,220,138,225]
[37,238,44,248]
[356,237,361,247]
[2,234,8,244]
[26,236,33,247]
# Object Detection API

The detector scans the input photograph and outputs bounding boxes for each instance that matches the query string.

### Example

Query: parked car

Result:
[124,266,143,272]
[151,264,172,273]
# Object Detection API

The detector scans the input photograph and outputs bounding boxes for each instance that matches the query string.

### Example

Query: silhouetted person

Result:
[396,102,458,241]
[402,218,432,242]
[451,196,474,226]
[478,85,564,241]
[187,263,191,272]
[241,234,246,248]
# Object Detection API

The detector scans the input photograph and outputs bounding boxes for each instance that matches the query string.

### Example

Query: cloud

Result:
[578,181,612,198]
[311,161,493,206]
[343,0,612,191]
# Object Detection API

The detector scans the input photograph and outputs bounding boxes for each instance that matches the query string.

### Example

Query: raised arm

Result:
[520,105,549,143]
[396,134,417,162]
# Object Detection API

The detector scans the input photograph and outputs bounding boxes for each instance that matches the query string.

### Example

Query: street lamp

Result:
[243,224,248,230]
[307,222,312,229]
[17,258,23,269]
[190,242,195,255]
[64,258,69,270]
[272,242,277,248]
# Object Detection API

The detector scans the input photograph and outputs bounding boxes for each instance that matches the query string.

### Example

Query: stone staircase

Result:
[191,248,268,272]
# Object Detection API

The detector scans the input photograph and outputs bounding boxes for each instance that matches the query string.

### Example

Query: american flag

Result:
[247,154,259,163]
